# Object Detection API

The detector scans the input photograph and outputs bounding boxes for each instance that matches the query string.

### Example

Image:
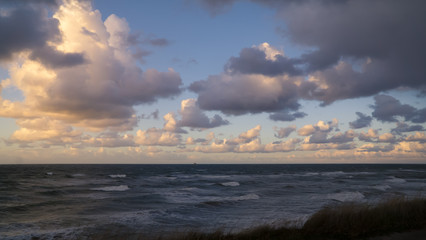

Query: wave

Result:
[230,193,260,201]
[221,182,240,187]
[322,171,346,177]
[326,191,365,202]
[91,185,129,192]
[109,174,126,178]
[387,176,406,184]
[371,185,391,191]
[71,173,85,177]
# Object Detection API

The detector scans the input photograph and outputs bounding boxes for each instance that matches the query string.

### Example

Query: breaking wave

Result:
[221,181,240,187]
[91,185,129,192]
[326,191,365,202]
[109,174,127,178]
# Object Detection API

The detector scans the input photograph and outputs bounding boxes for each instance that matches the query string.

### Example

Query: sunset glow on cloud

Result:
[0,0,425,163]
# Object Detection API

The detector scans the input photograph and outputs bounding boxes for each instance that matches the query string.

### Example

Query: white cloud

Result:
[135,128,181,146]
[0,0,182,141]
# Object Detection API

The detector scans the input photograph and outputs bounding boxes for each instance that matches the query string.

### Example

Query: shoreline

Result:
[83,197,426,240]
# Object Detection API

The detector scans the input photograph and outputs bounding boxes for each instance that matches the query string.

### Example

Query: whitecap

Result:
[91,185,129,192]
[230,193,260,201]
[109,174,126,178]
[221,181,240,187]
[300,172,320,177]
[322,171,345,177]
[45,172,53,176]
[326,191,365,202]
[201,174,231,179]
[387,176,406,184]
[71,173,85,177]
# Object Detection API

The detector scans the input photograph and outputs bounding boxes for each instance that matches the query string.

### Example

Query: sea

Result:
[1,164,425,239]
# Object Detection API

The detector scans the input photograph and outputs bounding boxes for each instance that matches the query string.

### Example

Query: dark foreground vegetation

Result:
[89,197,426,240]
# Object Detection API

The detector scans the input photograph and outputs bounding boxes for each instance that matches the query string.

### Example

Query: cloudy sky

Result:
[0,0,425,164]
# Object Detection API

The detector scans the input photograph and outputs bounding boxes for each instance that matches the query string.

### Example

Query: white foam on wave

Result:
[230,193,260,201]
[91,185,129,192]
[387,176,406,184]
[200,174,231,179]
[109,174,126,178]
[301,172,320,177]
[221,181,240,187]
[326,191,365,202]
[45,172,53,176]
[371,185,391,191]
[322,171,345,177]
[71,173,85,177]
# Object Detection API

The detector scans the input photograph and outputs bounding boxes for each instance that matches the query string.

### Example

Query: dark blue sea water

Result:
[1,164,425,239]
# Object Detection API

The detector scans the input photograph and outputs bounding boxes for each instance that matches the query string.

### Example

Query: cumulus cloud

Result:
[308,130,356,144]
[225,43,302,76]
[7,117,82,146]
[264,138,301,152]
[190,72,302,115]
[83,132,136,148]
[371,95,426,123]
[276,0,426,103]
[405,132,426,143]
[0,3,60,60]
[391,122,424,134]
[237,125,261,143]
[196,0,426,105]
[349,112,372,129]
[274,125,296,139]
[29,45,86,68]
[269,111,306,122]
[135,128,181,146]
[358,143,395,153]
[297,119,338,136]
[190,125,303,153]
[0,0,182,135]
[358,129,379,142]
[178,99,229,129]
[371,95,416,122]
[160,99,229,132]
[300,142,356,152]
[378,133,397,143]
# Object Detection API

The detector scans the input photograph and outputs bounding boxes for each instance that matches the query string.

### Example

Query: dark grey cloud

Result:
[29,45,86,68]
[410,108,426,124]
[180,114,229,129]
[278,0,426,104]
[308,130,355,144]
[274,125,296,138]
[0,0,59,7]
[391,122,424,134]
[0,4,60,60]
[349,112,372,129]
[371,95,426,123]
[269,111,306,122]
[81,27,101,42]
[190,74,301,115]
[196,0,426,105]
[225,47,302,76]
[178,99,229,129]
[140,110,159,120]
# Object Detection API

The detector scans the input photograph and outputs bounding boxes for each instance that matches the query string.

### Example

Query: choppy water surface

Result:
[1,164,425,239]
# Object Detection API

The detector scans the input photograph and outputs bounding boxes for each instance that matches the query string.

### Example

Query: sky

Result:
[0,0,425,164]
